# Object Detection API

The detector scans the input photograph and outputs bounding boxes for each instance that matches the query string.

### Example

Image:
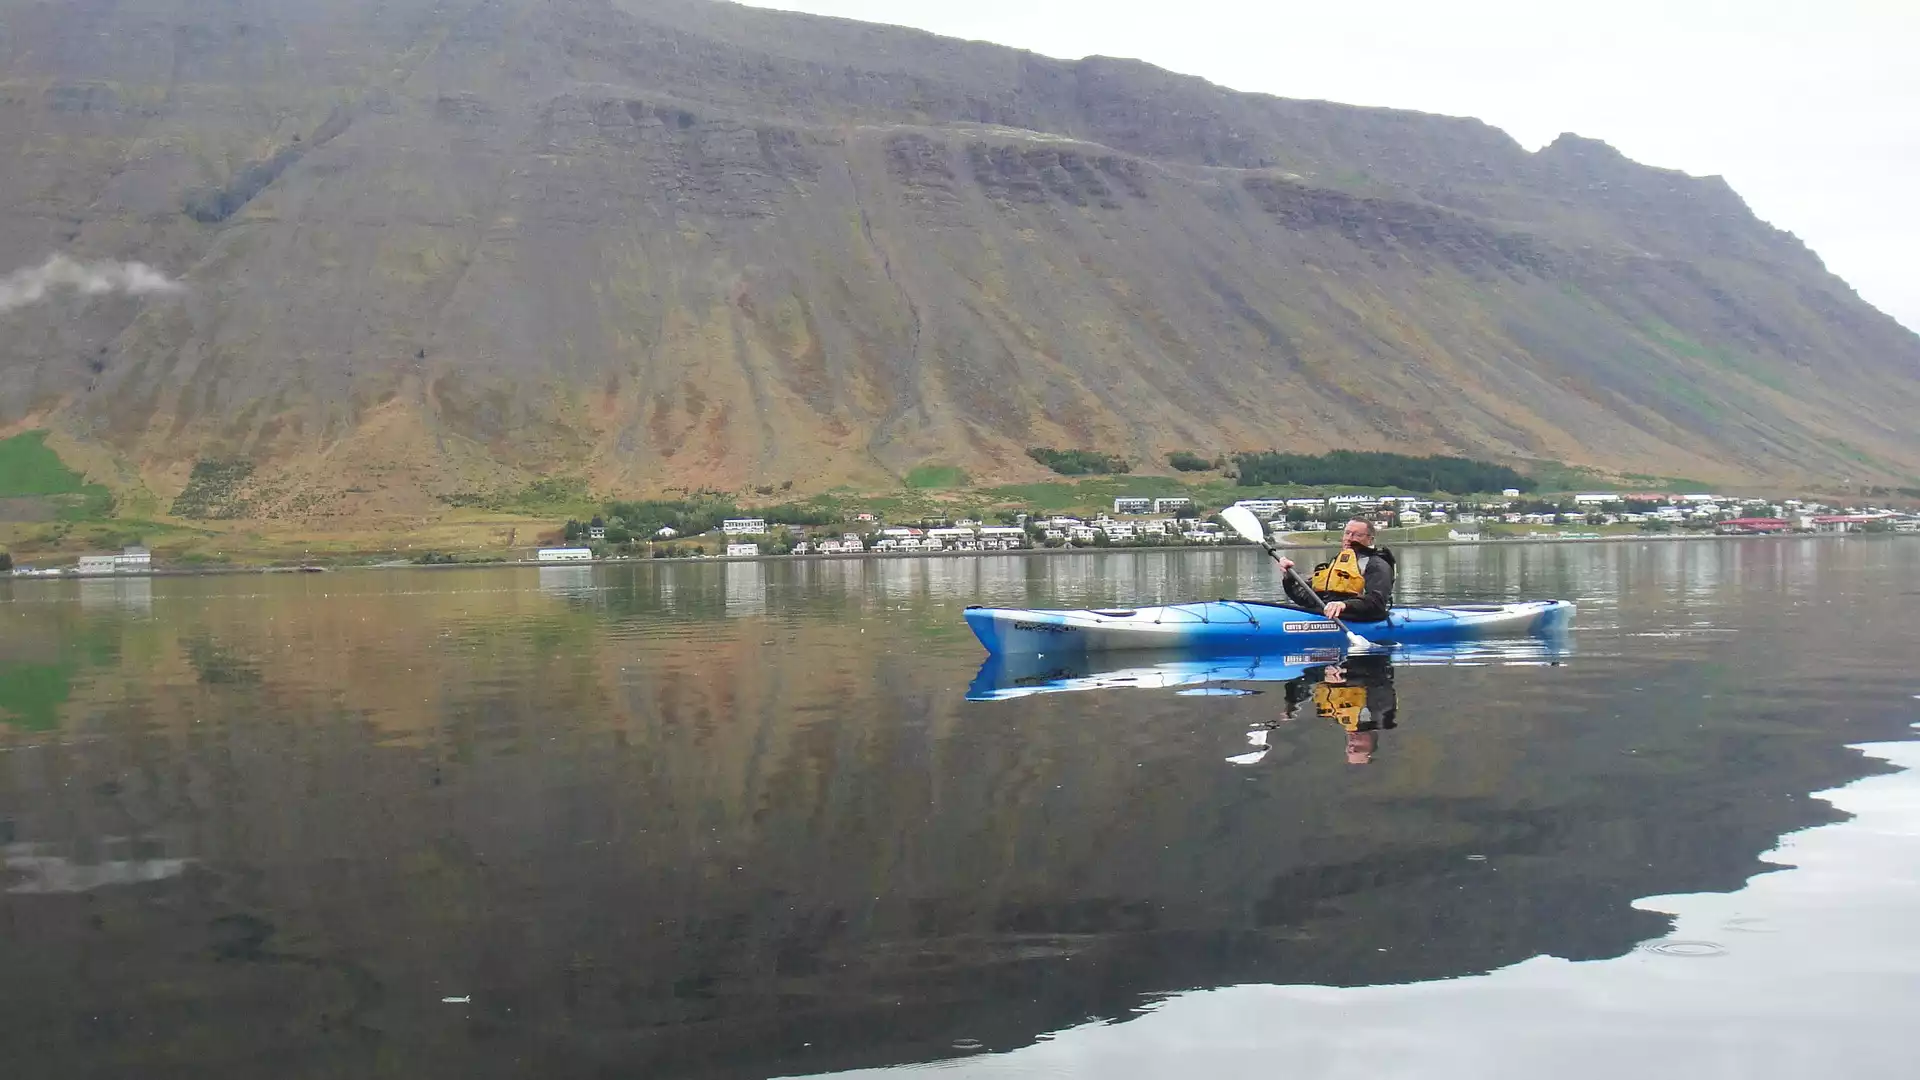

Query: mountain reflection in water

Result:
[0,538,1914,1079]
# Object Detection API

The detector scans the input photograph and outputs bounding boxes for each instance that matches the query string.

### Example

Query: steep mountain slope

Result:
[0,0,1915,518]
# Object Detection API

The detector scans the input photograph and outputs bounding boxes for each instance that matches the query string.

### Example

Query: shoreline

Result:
[2,529,1904,579]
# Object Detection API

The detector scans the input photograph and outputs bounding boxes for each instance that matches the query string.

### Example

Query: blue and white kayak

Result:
[962,599,1575,656]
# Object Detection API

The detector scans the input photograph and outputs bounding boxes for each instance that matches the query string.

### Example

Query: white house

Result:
[726,542,760,557]
[1153,497,1192,514]
[1234,499,1286,516]
[722,518,767,536]
[588,525,607,540]
[537,547,593,562]
[76,555,117,576]
[1572,493,1615,506]
[654,526,679,538]
[1113,497,1151,515]
[114,545,152,572]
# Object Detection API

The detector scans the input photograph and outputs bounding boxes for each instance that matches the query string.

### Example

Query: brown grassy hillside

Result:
[1,0,1915,521]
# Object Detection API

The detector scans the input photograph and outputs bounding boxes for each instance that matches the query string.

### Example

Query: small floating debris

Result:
[952,1038,984,1051]
[441,996,471,1004]
[1637,940,1727,959]
[1466,854,1488,861]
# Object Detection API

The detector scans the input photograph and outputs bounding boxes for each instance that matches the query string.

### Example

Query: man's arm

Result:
[1278,557,1326,612]
[1331,557,1395,621]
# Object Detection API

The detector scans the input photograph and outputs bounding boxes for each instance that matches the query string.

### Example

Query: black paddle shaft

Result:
[1257,542,1327,615]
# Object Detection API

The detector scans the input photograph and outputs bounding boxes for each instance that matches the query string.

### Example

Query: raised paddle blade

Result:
[1220,504,1269,546]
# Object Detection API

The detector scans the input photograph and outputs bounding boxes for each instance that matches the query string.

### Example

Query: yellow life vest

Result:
[1309,548,1368,598]
[1313,683,1371,731]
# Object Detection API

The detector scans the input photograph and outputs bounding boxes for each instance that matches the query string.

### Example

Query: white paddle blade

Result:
[1219,505,1268,545]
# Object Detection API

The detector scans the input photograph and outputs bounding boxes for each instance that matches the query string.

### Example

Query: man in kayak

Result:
[1278,519,1396,621]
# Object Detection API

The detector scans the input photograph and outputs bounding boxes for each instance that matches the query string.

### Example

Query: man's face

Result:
[1345,731,1376,765]
[1342,521,1372,548]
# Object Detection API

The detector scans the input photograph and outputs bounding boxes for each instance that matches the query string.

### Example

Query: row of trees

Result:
[1166,451,1221,473]
[1027,448,1132,475]
[1232,450,1537,494]
[1025,447,1541,497]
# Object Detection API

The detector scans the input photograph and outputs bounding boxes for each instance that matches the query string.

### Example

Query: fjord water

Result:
[1,539,1916,1079]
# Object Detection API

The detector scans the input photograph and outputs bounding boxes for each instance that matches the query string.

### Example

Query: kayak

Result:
[962,599,1575,656]
[967,637,1574,701]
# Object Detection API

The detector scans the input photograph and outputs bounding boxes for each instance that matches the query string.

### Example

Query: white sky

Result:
[735,0,1920,332]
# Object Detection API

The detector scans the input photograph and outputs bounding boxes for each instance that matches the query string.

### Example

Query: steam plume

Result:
[0,254,185,314]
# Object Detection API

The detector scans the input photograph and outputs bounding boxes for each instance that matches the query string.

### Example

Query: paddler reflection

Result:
[1313,653,1397,764]
[1228,653,1398,766]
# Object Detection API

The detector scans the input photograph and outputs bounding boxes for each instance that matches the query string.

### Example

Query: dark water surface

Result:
[2,539,1916,1078]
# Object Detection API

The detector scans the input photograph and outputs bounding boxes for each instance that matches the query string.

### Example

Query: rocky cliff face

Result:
[1,0,1915,517]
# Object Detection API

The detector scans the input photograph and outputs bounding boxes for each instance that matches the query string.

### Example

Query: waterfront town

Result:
[533,490,1919,563]
[7,491,1914,576]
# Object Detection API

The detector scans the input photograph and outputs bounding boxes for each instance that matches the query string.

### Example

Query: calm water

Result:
[1,539,1917,1079]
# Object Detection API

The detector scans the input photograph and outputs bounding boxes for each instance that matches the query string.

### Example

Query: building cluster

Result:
[1228,495,1461,532]
[538,510,1236,561]
[1227,492,1919,536]
[8,545,151,576]
[523,491,1918,563]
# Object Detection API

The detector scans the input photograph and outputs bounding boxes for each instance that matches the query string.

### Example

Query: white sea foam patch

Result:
[0,254,184,313]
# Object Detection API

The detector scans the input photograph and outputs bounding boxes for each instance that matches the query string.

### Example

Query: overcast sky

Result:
[737,0,1920,332]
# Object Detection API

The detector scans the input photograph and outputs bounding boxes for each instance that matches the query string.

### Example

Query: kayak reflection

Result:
[965,636,1570,703]
[967,637,1571,766]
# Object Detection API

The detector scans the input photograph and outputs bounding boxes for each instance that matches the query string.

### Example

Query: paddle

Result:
[1219,505,1375,653]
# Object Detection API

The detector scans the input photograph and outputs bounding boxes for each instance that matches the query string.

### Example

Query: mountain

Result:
[2,0,1916,520]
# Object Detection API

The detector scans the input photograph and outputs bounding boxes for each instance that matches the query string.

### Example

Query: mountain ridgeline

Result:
[1,0,1916,519]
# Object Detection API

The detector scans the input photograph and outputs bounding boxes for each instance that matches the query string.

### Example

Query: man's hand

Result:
[1322,601,1346,619]
[1278,557,1294,572]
